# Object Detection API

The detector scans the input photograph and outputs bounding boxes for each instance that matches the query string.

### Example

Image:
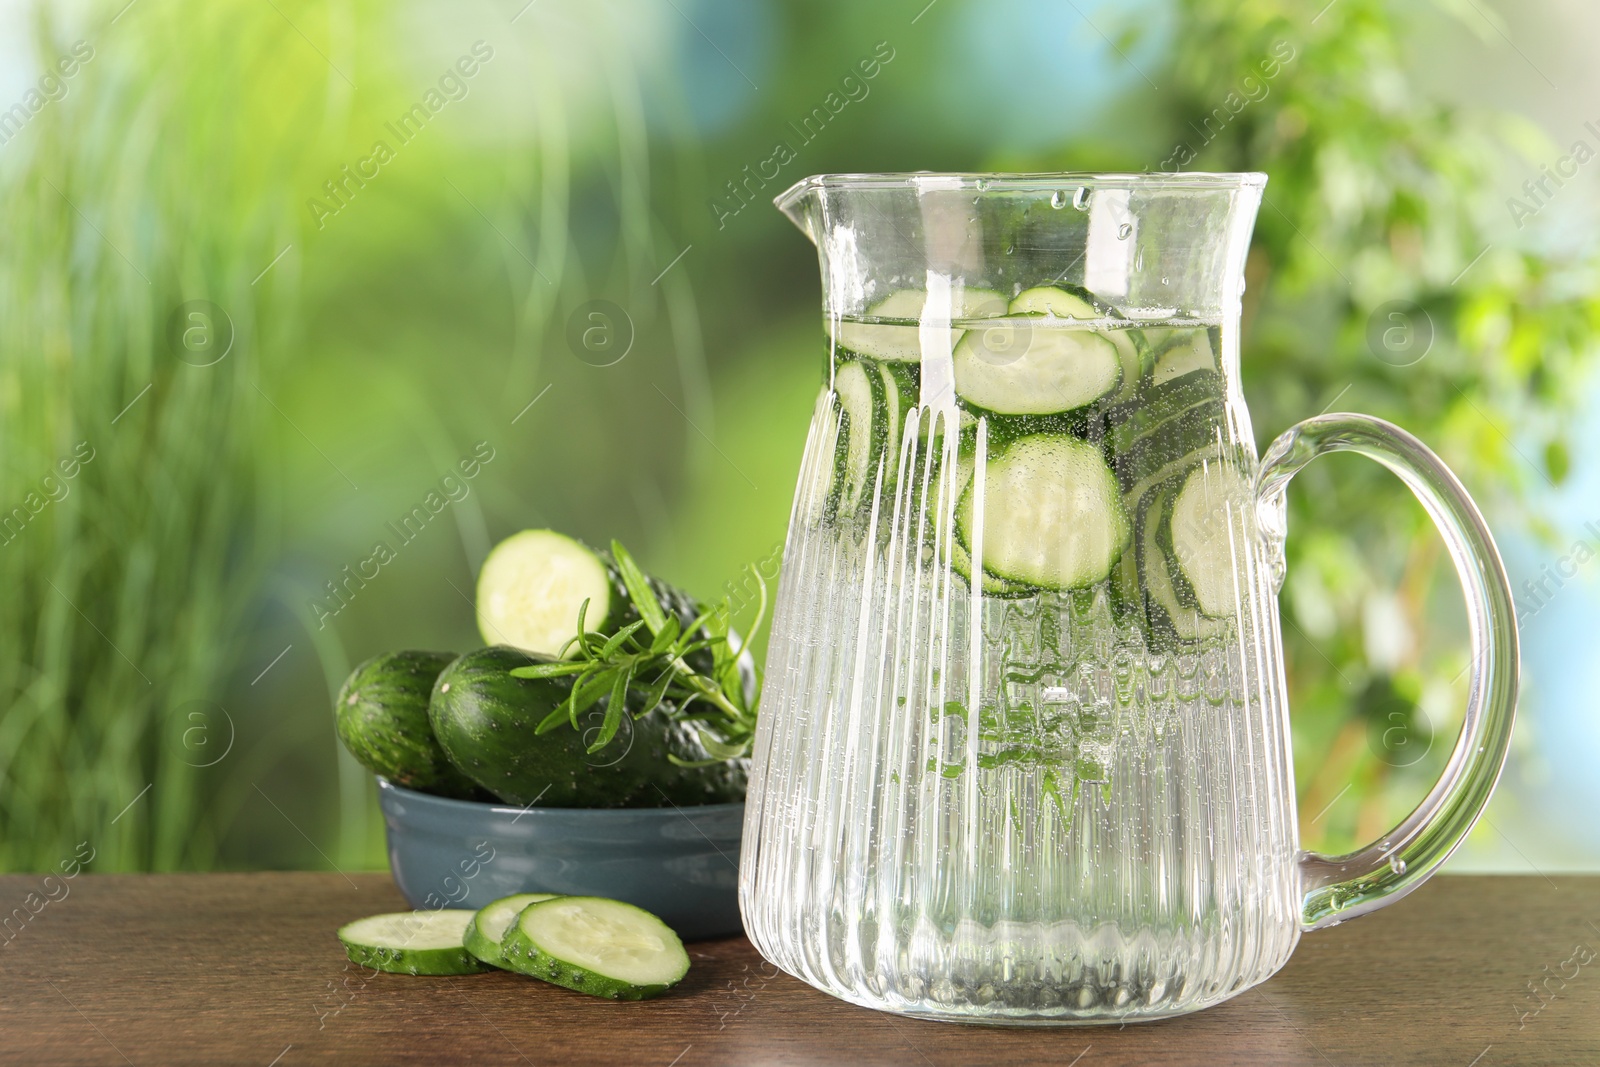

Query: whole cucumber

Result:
[428,646,745,808]
[335,650,483,799]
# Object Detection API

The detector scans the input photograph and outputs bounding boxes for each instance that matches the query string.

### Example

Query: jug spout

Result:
[774,177,822,245]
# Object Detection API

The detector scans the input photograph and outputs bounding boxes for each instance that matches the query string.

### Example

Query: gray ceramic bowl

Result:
[376,778,745,941]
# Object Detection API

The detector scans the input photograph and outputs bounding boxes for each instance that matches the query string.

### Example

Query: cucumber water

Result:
[821,291,1242,643]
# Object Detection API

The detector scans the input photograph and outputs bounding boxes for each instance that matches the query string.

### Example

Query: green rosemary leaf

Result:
[571,671,614,717]
[509,662,591,679]
[589,660,634,752]
[647,614,682,656]
[598,619,646,659]
[534,703,573,734]
[633,667,676,720]
[612,541,668,635]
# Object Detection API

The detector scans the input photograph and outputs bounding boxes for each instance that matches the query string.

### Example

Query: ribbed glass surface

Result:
[740,331,1301,1023]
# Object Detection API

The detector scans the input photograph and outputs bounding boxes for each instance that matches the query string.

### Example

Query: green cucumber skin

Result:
[462,918,504,969]
[341,939,487,976]
[499,900,688,1000]
[428,646,746,808]
[335,651,485,799]
[337,913,488,976]
[464,893,560,967]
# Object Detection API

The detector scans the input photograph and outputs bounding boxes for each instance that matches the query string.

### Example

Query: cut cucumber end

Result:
[476,530,613,657]
[338,910,485,976]
[500,896,689,1000]
[464,893,561,968]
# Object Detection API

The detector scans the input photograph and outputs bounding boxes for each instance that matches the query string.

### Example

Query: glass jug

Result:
[739,172,1518,1024]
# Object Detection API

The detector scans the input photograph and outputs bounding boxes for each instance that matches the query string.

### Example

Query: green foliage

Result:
[1,0,1590,872]
[1150,0,1599,848]
[0,2,332,869]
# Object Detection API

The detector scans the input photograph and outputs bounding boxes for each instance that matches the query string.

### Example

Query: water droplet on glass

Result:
[975,178,990,191]
[1050,190,1068,209]
[1072,187,1090,210]
[1117,222,1133,240]
[1388,856,1407,875]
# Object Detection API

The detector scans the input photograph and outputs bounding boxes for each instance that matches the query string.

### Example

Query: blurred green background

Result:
[2,0,1597,874]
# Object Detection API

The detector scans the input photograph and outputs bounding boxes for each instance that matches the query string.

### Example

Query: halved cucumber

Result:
[830,288,1007,363]
[338,910,485,976]
[955,434,1130,591]
[476,530,613,657]
[501,896,690,1000]
[464,893,561,968]
[1167,462,1250,618]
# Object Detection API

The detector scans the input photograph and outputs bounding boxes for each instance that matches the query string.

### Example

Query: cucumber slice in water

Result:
[953,322,1121,415]
[1152,328,1218,385]
[1168,462,1249,618]
[464,893,561,968]
[1009,285,1101,318]
[835,359,883,512]
[501,896,690,1000]
[338,910,485,976]
[476,530,613,657]
[1140,486,1229,644]
[956,434,1130,591]
[831,288,1007,363]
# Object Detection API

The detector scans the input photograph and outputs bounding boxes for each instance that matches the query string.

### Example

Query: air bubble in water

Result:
[1117,222,1133,240]
[1388,856,1407,875]
[1133,248,1144,271]
[1072,187,1090,210]
[1050,190,1068,209]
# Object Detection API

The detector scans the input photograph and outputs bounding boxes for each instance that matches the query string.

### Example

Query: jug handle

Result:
[1255,412,1519,931]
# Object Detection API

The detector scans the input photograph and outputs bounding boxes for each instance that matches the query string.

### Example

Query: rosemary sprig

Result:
[508,541,766,763]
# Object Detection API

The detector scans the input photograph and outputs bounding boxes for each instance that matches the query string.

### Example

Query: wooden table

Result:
[2,873,1595,1065]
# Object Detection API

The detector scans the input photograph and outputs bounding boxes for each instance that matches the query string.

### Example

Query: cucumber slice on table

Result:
[955,434,1130,591]
[501,896,690,1000]
[338,910,485,975]
[476,530,613,657]
[831,288,1007,362]
[464,893,561,968]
